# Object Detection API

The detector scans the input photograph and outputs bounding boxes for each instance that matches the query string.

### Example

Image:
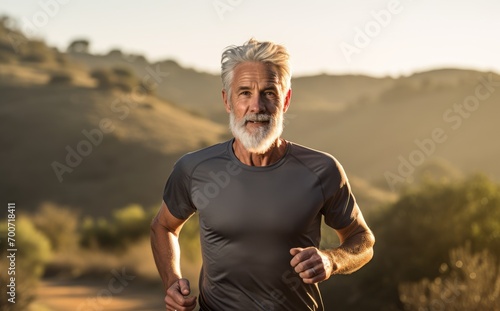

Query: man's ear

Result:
[222,89,231,113]
[283,88,292,113]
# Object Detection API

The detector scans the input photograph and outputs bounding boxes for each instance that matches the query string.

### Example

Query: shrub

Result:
[21,52,47,63]
[107,49,123,57]
[67,39,89,53]
[112,66,133,78]
[113,204,148,242]
[113,81,134,92]
[399,244,500,311]
[339,174,500,310]
[80,204,155,250]
[20,40,52,63]
[373,174,500,284]
[0,216,52,311]
[91,68,114,89]
[0,39,16,54]
[90,67,139,93]
[32,203,79,252]
[49,72,73,85]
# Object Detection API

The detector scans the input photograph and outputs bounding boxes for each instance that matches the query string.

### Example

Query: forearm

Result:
[150,220,182,293]
[325,230,375,275]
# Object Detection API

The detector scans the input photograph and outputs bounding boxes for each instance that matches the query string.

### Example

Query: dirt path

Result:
[36,278,167,311]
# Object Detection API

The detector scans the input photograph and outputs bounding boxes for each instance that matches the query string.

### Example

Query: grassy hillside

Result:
[69,48,500,194]
[67,52,226,121]
[2,18,498,217]
[285,69,500,191]
[0,21,227,215]
[67,52,396,122]
[0,83,226,215]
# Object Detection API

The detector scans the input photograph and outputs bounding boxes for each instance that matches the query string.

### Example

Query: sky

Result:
[1,0,500,77]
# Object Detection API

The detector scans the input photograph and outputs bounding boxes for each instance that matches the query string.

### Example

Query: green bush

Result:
[113,204,149,241]
[0,216,52,311]
[323,174,500,310]
[32,203,79,252]
[80,204,155,250]
[364,174,500,309]
[377,174,500,281]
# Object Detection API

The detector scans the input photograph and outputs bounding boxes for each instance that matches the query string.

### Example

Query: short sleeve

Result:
[321,160,360,230]
[163,158,197,220]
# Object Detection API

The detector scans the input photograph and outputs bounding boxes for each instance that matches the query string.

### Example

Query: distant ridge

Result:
[2,18,499,215]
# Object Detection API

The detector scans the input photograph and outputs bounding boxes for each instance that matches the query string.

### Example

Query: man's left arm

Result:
[290,213,375,284]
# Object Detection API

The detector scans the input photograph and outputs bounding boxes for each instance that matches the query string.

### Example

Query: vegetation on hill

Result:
[65,32,500,190]
[0,202,200,311]
[0,216,52,310]
[319,174,500,310]
[0,17,227,215]
[2,174,498,310]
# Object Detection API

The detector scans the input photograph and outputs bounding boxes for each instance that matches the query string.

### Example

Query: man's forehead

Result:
[233,62,280,86]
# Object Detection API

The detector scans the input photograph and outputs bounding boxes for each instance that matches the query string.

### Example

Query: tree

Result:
[67,39,89,53]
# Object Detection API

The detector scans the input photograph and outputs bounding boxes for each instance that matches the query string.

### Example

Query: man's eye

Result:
[240,91,251,96]
[264,91,276,97]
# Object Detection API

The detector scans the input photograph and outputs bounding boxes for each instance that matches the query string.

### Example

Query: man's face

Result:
[223,62,291,154]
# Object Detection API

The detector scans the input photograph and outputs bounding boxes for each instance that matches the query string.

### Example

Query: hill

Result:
[0,83,227,215]
[0,22,227,215]
[285,68,500,191]
[69,47,500,192]
[67,51,227,121]
[67,51,396,122]
[2,18,498,216]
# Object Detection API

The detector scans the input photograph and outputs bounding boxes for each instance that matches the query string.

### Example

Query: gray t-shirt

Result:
[163,139,359,311]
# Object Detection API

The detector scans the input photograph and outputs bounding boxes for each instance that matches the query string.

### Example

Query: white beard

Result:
[229,110,284,154]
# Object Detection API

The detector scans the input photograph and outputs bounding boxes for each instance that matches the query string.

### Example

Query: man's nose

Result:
[249,93,265,113]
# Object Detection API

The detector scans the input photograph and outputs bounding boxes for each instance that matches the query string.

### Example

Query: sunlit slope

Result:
[4,18,497,214]
[68,52,227,121]
[0,83,226,215]
[60,49,500,196]
[290,74,394,112]
[68,53,395,121]
[285,69,500,190]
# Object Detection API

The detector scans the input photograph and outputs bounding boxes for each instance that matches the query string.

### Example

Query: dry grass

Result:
[41,238,201,310]
[46,237,200,284]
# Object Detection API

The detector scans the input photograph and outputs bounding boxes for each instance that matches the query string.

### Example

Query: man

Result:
[151,38,375,311]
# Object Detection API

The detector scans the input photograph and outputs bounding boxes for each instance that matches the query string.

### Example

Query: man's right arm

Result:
[150,201,197,310]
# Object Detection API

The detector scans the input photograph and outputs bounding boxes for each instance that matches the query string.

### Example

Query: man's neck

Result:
[232,138,287,167]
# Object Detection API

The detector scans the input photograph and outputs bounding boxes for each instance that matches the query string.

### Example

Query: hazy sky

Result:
[1,0,499,77]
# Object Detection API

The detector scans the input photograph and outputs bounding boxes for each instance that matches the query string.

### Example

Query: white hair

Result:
[221,38,292,100]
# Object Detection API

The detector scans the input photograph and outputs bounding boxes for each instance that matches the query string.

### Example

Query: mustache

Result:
[244,113,272,122]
